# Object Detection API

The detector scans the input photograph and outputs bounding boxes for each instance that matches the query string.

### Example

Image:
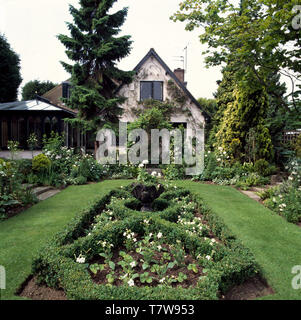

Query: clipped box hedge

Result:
[31,185,261,300]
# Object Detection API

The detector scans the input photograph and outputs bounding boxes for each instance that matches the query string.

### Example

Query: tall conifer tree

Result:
[0,34,22,102]
[58,0,134,131]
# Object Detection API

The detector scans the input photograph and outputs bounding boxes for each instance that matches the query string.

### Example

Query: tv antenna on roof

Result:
[173,55,185,70]
[183,43,188,75]
[173,43,189,74]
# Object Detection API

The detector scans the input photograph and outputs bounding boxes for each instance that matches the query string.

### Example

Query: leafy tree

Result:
[171,0,301,114]
[57,0,134,133]
[21,80,57,100]
[0,34,22,102]
[197,97,217,118]
[197,97,217,144]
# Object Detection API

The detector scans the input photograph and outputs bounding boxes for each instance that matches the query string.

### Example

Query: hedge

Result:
[31,184,261,300]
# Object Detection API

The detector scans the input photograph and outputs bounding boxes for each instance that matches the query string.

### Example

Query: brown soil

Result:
[221,275,274,300]
[18,276,67,300]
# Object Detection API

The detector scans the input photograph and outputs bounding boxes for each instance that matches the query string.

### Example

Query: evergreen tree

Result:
[0,34,22,102]
[22,80,57,100]
[216,79,274,162]
[206,64,236,149]
[58,0,134,132]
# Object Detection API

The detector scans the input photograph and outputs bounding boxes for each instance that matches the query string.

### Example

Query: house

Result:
[117,48,209,131]
[0,48,209,152]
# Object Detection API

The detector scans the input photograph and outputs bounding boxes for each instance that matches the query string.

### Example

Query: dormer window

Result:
[140,81,163,101]
[62,82,71,99]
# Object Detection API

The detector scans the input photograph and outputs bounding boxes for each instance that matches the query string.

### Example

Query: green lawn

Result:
[1,180,301,300]
[177,181,301,300]
[0,180,130,300]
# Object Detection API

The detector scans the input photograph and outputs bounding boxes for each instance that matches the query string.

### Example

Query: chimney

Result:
[174,68,187,86]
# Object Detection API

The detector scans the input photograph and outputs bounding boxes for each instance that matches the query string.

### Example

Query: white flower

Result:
[157,232,162,239]
[159,277,165,283]
[142,160,149,165]
[151,171,157,176]
[158,173,162,177]
[127,279,135,287]
[157,245,162,251]
[138,163,144,168]
[76,254,86,264]
[205,255,211,260]
[130,261,136,268]
[217,158,221,162]
[211,238,216,243]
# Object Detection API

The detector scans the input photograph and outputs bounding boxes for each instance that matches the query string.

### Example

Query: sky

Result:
[0,0,221,100]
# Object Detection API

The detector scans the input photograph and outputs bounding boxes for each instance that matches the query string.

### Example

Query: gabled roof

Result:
[132,48,211,122]
[0,96,76,115]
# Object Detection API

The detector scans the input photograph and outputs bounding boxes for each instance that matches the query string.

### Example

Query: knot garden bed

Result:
[31,183,262,300]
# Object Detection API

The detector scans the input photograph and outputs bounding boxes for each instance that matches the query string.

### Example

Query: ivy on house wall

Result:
[167,80,188,107]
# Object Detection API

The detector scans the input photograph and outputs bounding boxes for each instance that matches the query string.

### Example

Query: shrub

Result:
[259,160,301,224]
[162,164,185,180]
[294,135,301,158]
[0,159,36,219]
[254,159,276,177]
[72,176,87,185]
[32,154,51,172]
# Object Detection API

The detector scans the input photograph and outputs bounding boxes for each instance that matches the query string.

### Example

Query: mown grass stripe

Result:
[0,180,130,300]
[176,181,301,300]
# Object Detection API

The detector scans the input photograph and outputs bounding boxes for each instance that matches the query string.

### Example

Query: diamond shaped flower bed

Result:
[31,183,261,300]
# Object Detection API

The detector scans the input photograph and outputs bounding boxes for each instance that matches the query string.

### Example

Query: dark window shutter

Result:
[140,82,152,101]
[153,82,163,101]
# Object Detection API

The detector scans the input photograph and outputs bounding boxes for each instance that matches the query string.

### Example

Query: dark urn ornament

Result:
[132,183,165,212]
